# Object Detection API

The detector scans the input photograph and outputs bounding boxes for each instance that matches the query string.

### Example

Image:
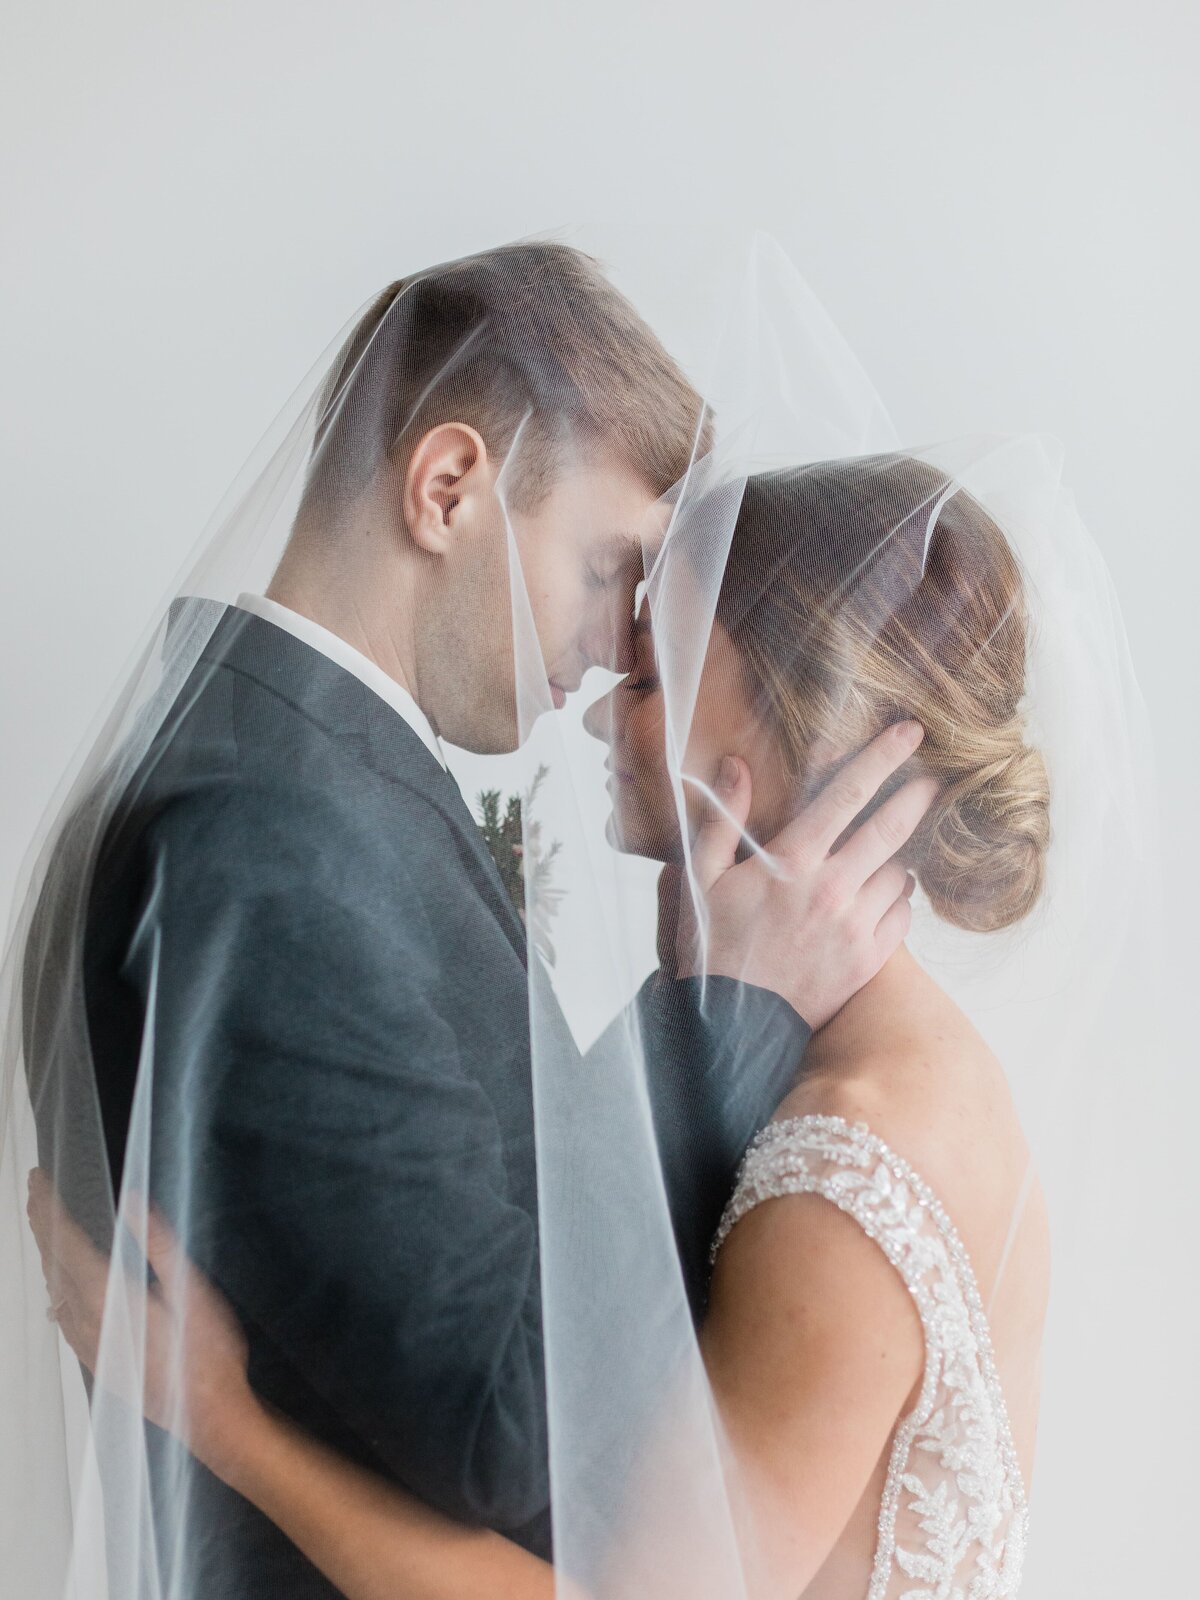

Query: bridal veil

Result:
[0,235,1153,1598]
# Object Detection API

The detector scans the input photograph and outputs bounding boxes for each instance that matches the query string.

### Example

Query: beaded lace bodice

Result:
[712,1114,1028,1600]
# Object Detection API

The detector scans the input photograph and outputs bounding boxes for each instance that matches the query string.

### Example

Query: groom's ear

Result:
[403,423,491,556]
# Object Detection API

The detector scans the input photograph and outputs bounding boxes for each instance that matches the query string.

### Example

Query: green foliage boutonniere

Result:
[477,764,565,966]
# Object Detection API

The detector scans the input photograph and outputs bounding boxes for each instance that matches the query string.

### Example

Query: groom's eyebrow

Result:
[594,531,646,581]
[613,527,649,559]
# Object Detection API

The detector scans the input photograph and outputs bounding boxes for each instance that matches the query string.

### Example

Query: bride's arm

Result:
[691,1190,925,1597]
[26,1171,561,1600]
[527,1184,925,1600]
[28,1166,925,1600]
[214,1404,557,1600]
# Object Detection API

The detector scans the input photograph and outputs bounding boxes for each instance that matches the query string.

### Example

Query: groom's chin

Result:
[453,699,526,756]
[604,810,667,863]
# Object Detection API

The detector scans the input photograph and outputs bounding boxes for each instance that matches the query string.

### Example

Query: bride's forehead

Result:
[637,594,729,671]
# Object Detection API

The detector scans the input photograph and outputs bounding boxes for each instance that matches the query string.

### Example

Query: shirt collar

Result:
[234,592,447,770]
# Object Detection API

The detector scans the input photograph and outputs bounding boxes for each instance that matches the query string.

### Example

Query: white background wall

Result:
[3,3,1196,1593]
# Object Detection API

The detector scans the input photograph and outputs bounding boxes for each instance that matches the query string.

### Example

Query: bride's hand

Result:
[26,1169,259,1476]
[676,723,931,1028]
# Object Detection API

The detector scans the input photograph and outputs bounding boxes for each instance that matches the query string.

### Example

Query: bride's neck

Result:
[801,943,925,1075]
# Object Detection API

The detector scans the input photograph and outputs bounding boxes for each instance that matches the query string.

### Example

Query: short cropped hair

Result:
[300,241,711,522]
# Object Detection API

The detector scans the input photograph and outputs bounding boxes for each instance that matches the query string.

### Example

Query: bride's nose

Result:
[582,685,621,745]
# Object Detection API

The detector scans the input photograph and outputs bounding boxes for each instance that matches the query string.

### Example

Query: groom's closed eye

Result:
[587,540,643,592]
[585,563,620,591]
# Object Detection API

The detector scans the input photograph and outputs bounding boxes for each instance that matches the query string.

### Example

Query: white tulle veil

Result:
[0,233,1153,1599]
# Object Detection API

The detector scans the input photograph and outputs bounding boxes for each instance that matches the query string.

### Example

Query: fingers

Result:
[858,862,915,929]
[832,775,939,890]
[26,1168,108,1370]
[53,1300,90,1366]
[874,887,915,964]
[122,1194,235,1349]
[25,1169,69,1300]
[121,1191,187,1300]
[687,756,752,895]
[27,1168,105,1291]
[775,721,925,860]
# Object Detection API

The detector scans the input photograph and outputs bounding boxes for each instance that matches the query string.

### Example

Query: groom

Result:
[27,244,924,1598]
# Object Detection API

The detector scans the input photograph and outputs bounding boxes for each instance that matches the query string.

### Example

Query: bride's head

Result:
[586,455,1051,933]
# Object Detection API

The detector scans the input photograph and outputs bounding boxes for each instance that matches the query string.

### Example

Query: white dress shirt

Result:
[234,592,447,770]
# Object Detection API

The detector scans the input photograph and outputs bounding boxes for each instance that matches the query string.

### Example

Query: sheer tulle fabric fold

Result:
[0,236,1151,1600]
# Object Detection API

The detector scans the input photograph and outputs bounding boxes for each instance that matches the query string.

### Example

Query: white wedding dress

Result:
[712,1114,1029,1600]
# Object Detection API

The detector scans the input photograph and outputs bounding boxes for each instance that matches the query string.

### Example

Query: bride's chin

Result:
[603,810,638,855]
[603,807,674,864]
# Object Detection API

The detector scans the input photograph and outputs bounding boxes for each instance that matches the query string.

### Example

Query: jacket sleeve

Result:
[122,781,547,1530]
[632,973,811,1317]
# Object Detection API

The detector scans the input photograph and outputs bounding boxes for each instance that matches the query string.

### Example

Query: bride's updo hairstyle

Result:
[713,456,1051,932]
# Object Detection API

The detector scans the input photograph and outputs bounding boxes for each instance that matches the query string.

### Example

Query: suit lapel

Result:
[200,607,529,965]
[362,703,529,964]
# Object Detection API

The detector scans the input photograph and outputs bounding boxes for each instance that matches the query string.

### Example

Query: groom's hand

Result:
[675,721,935,1029]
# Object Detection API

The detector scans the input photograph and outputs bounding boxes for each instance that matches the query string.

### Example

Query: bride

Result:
[30,452,1049,1600]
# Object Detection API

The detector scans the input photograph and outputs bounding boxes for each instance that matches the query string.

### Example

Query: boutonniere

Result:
[477,764,565,966]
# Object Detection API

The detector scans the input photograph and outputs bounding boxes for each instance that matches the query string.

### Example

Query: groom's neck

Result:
[267,532,422,704]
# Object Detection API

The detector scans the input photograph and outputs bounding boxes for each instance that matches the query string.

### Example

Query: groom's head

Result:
[293,242,709,752]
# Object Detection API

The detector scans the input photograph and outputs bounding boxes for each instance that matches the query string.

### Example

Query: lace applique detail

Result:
[712,1114,1028,1600]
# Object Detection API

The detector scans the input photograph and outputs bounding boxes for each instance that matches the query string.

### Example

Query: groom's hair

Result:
[299,241,711,523]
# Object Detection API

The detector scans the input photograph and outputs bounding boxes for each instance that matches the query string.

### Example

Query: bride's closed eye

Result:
[624,668,659,693]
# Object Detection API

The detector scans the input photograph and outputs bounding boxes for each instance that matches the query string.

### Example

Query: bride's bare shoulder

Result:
[783,950,1003,1111]
[775,950,1034,1264]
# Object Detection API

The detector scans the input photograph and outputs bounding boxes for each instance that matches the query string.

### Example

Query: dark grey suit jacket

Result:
[27,606,808,1598]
